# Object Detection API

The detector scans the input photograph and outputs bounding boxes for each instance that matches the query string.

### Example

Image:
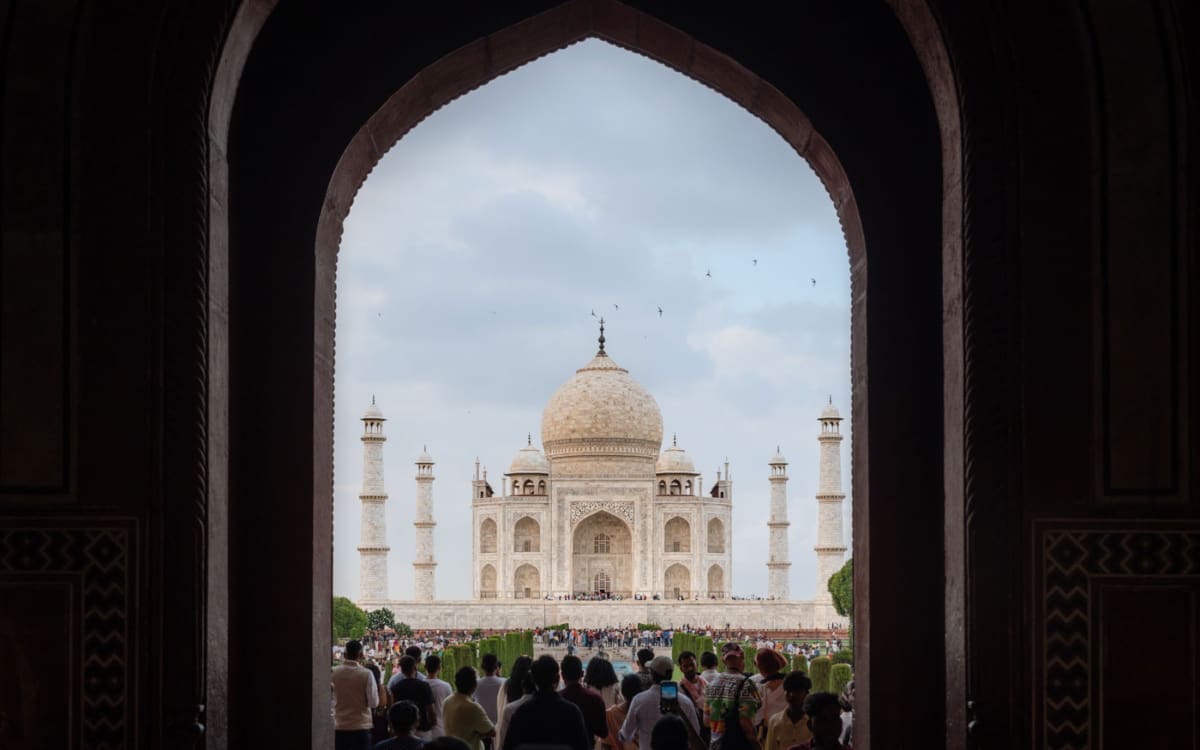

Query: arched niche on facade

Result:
[513,516,541,553]
[480,564,497,597]
[707,518,726,554]
[664,516,691,553]
[480,518,498,554]
[513,564,540,598]
[664,563,690,599]
[707,564,725,597]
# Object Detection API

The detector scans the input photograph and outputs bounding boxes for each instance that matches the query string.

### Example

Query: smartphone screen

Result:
[660,681,678,700]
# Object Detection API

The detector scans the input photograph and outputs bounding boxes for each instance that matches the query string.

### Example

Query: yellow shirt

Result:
[443,692,495,750]
[764,708,812,750]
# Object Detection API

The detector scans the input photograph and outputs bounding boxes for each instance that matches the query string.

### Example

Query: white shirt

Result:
[476,675,507,722]
[428,677,454,737]
[619,684,700,746]
[330,659,379,731]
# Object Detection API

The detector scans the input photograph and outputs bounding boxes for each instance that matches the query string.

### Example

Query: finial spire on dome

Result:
[829,394,833,404]
[597,317,607,356]
[372,394,376,405]
[527,432,532,446]
[673,433,677,447]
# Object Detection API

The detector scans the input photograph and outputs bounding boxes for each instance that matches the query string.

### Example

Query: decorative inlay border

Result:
[0,519,135,749]
[570,501,635,525]
[1038,525,1200,750]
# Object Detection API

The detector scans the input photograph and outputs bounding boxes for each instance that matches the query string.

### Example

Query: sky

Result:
[333,39,851,602]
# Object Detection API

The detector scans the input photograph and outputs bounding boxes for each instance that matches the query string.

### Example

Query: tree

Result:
[367,607,395,631]
[332,596,368,640]
[828,557,853,618]
[396,621,414,638]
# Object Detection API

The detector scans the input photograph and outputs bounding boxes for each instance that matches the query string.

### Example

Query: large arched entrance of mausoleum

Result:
[572,511,633,596]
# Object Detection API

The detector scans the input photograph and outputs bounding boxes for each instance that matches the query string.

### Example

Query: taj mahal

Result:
[356,324,849,629]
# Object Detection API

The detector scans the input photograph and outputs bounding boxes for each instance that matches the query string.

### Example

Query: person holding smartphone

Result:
[619,656,702,750]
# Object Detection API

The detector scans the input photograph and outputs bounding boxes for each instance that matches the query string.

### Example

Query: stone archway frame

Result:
[207,0,967,746]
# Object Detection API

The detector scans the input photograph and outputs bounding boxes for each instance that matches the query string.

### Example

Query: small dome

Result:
[656,438,697,475]
[770,447,788,464]
[509,442,549,475]
[820,401,842,420]
[416,448,434,464]
[363,401,384,420]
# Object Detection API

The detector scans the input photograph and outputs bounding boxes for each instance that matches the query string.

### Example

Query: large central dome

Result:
[541,346,664,471]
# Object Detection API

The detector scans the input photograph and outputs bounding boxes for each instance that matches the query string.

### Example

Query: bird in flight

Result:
[591,309,597,317]
[614,303,619,311]
[657,306,663,317]
[753,259,758,267]
[811,277,817,287]
[705,269,712,278]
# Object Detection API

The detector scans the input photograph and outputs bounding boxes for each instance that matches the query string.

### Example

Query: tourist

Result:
[502,655,591,750]
[650,714,690,750]
[365,661,393,744]
[704,642,762,750]
[837,681,854,747]
[620,656,701,749]
[390,656,436,740]
[389,647,426,693]
[677,651,707,707]
[788,692,850,750]
[494,656,534,750]
[375,701,425,750]
[332,639,380,750]
[425,655,453,738]
[636,648,656,688]
[585,655,621,708]
[761,671,811,750]
[751,649,788,739]
[604,673,646,750]
[475,654,506,730]
[699,652,720,685]
[561,654,609,743]
[677,651,709,746]
[443,667,496,750]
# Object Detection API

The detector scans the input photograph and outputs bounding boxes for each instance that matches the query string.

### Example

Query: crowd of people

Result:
[331,639,855,750]
[348,626,848,663]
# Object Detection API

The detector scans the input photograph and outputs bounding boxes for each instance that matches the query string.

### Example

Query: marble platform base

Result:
[355,597,847,630]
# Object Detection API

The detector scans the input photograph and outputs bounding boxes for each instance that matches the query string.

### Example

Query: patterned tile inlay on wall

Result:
[1040,525,1199,750]
[0,520,134,749]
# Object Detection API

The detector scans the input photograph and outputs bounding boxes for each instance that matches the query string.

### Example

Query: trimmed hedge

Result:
[790,654,809,675]
[830,663,852,698]
[808,656,833,693]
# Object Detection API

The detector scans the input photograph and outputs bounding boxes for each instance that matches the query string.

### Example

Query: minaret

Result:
[357,398,389,603]
[767,447,791,600]
[815,398,847,603]
[413,447,437,600]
